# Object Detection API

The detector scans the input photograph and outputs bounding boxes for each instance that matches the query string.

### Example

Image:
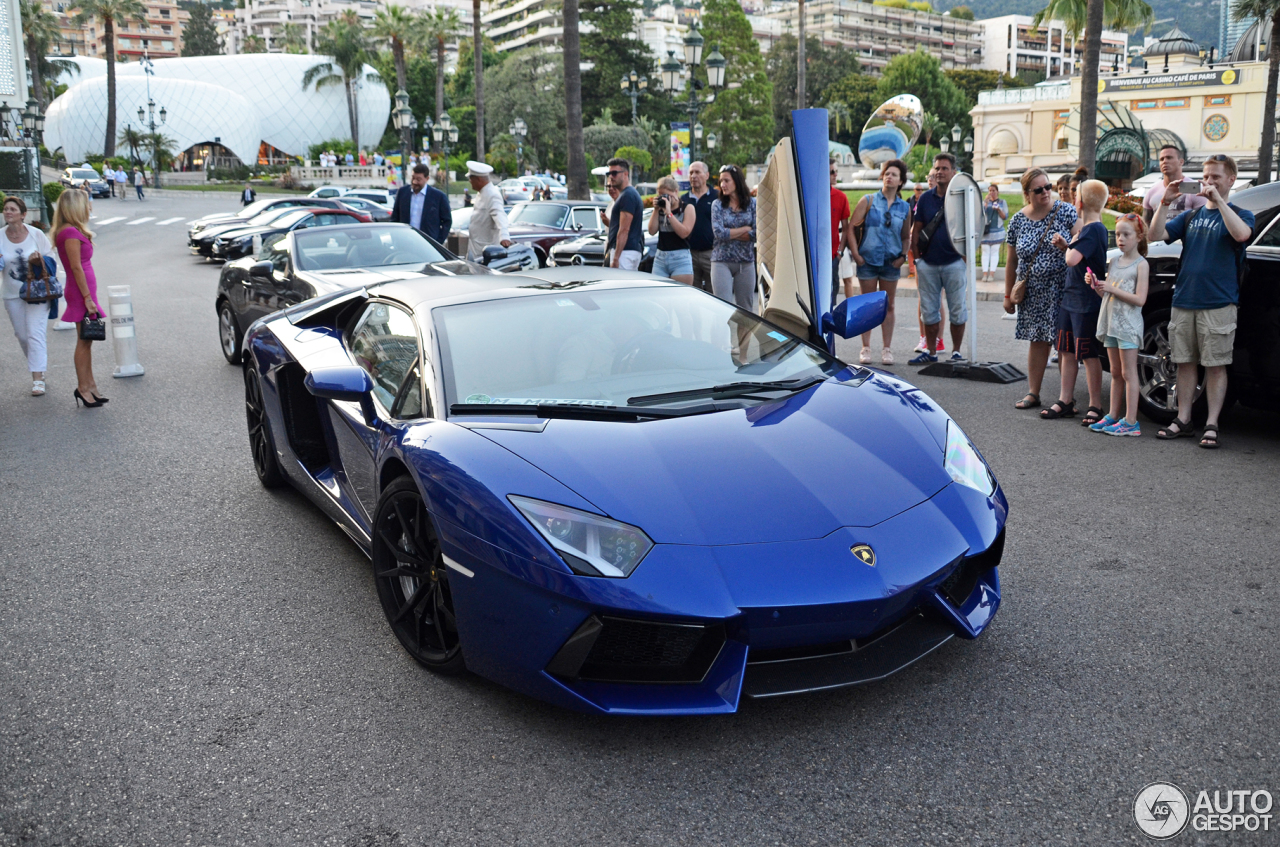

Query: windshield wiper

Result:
[627,375,827,407]
[450,402,715,421]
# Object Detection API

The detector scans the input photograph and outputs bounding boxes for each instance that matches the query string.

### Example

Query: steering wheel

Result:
[611,330,671,375]
[377,253,401,266]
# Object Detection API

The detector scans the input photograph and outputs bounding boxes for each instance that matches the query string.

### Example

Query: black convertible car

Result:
[216,223,536,363]
[1121,180,1280,423]
[547,208,658,272]
[210,207,367,261]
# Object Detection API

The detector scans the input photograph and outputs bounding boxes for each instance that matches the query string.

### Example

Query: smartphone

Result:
[1178,181,1200,195]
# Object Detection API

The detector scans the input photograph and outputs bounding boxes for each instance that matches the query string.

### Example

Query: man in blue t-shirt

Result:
[1149,154,1255,448]
[909,153,967,364]
[606,157,645,271]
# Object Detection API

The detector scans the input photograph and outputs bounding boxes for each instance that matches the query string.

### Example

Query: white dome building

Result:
[44,54,390,163]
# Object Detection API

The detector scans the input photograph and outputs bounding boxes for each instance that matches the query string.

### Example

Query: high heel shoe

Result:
[90,391,109,403]
[74,388,105,408]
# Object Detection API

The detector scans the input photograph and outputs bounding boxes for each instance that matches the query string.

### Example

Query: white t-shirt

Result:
[1,226,57,300]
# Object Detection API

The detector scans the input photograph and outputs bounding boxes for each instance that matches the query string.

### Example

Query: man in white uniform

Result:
[465,160,512,261]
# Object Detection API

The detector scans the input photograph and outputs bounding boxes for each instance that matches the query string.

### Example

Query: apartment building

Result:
[231,0,469,56]
[765,0,984,73]
[977,14,1128,80]
[43,0,189,59]
[483,0,567,53]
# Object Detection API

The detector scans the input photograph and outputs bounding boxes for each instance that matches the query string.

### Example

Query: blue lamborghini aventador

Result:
[240,111,1006,715]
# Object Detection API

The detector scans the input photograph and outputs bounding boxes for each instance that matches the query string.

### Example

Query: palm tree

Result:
[242,34,267,54]
[20,0,80,111]
[372,4,418,96]
[117,124,144,164]
[1034,0,1153,175]
[563,0,587,199]
[303,12,380,150]
[1234,0,1280,183]
[920,111,945,163]
[145,131,178,186]
[472,0,485,160]
[279,22,308,54]
[70,0,146,156]
[420,7,461,124]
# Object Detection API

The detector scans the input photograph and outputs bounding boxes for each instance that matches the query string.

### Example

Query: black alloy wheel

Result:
[372,478,465,674]
[243,361,284,488]
[1137,307,1207,425]
[218,300,242,364]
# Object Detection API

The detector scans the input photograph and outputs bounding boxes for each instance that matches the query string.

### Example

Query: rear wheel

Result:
[372,479,465,674]
[218,300,242,364]
[243,362,284,488]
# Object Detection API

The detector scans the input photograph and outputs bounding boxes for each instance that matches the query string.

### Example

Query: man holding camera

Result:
[1143,144,1206,225]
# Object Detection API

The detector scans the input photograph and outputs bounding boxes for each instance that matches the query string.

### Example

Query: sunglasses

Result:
[1030,184,1051,196]
[1206,154,1230,162]
[607,169,627,177]
[719,165,737,174]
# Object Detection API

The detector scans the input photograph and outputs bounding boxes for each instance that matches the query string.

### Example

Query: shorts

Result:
[1170,305,1236,367]
[616,249,642,271]
[1054,306,1103,360]
[916,259,967,326]
[1100,335,1139,350]
[652,249,693,278]
[856,259,902,281]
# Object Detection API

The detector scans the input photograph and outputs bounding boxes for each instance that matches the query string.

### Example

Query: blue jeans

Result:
[916,259,967,326]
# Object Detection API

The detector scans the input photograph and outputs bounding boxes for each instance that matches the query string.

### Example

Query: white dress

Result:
[1097,257,1144,347]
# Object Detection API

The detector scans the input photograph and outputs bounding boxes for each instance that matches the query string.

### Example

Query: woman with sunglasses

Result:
[848,158,911,365]
[710,164,757,311]
[1003,167,1079,410]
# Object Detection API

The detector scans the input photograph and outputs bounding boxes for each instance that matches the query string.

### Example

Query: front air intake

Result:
[546,615,726,684]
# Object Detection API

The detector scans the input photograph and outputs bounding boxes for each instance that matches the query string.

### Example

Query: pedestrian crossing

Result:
[90,215,201,227]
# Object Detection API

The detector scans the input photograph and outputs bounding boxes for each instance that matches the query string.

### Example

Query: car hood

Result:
[473,376,954,546]
[508,224,566,237]
[212,223,287,241]
[300,261,493,287]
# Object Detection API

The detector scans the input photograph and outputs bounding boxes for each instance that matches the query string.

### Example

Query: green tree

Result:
[482,49,565,174]
[181,1,225,55]
[278,21,308,54]
[1234,0,1280,183]
[944,69,1024,105]
[614,145,652,180]
[242,34,266,53]
[874,49,969,134]
[819,72,879,150]
[581,0,655,124]
[446,105,476,161]
[582,123,648,167]
[117,124,144,164]
[420,7,462,124]
[20,0,80,110]
[1034,0,1153,174]
[371,51,437,146]
[70,0,146,156]
[303,12,380,150]
[448,36,503,111]
[700,0,774,166]
[372,5,418,97]
[145,131,178,185]
[948,4,975,18]
[564,0,588,198]
[766,34,861,138]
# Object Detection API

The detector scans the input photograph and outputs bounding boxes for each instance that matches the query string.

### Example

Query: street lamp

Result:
[138,55,165,185]
[939,136,951,154]
[963,134,974,174]
[509,116,527,176]
[391,88,414,183]
[662,27,727,165]
[433,112,458,193]
[706,131,717,168]
[621,69,648,124]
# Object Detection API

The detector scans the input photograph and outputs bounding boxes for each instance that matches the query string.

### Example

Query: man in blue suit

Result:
[389,163,452,244]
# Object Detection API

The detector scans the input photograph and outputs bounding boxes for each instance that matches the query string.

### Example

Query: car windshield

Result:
[294,225,449,271]
[68,169,99,181]
[435,285,839,413]
[508,204,569,228]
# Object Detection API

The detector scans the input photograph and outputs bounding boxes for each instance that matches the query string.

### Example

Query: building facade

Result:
[230,0,469,57]
[977,14,1128,80]
[764,0,984,73]
[42,0,189,60]
[483,0,567,53]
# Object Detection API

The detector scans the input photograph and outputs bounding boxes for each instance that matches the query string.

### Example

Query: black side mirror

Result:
[481,245,508,264]
[249,261,273,278]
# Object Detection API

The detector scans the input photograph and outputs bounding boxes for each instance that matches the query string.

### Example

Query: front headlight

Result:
[509,495,653,578]
[944,420,995,497]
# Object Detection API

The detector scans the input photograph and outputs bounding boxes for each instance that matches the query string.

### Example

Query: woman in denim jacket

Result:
[848,159,912,365]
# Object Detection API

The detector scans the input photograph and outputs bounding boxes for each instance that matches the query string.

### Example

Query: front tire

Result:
[243,361,284,488]
[372,478,465,674]
[219,300,242,364]
[1137,307,1206,425]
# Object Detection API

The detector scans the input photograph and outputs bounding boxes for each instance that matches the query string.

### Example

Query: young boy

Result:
[1042,179,1109,425]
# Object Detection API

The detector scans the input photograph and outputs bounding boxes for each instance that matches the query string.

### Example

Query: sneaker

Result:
[935,338,946,353]
[881,347,894,365]
[1104,419,1142,437]
[1050,349,1059,364]
[914,336,928,353]
[909,352,937,365]
[949,351,965,362]
[858,346,872,364]
[1089,414,1118,432]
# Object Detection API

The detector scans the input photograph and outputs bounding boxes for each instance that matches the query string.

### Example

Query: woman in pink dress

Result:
[53,189,107,407]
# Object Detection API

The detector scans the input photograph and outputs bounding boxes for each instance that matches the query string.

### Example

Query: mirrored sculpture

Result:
[857,94,923,170]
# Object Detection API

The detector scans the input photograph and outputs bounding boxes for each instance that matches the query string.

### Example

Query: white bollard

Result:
[107,285,145,378]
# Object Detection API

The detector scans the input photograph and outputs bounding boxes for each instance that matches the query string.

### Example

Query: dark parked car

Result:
[211,207,367,261]
[337,197,392,222]
[216,223,535,363]
[188,198,366,244]
[547,208,657,273]
[504,201,611,266]
[1115,180,1280,423]
[60,167,110,198]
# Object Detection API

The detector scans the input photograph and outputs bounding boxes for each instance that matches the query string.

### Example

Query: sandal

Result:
[1079,406,1104,427]
[1156,419,1196,440]
[1040,399,1076,419]
[1198,424,1220,449]
[1015,392,1040,410]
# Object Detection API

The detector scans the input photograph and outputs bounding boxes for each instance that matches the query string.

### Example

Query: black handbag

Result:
[79,314,106,341]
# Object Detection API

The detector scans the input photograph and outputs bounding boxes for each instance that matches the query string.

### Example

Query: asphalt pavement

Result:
[2,193,1277,846]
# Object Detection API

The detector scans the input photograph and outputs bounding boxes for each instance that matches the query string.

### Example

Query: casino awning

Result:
[1063,101,1187,183]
